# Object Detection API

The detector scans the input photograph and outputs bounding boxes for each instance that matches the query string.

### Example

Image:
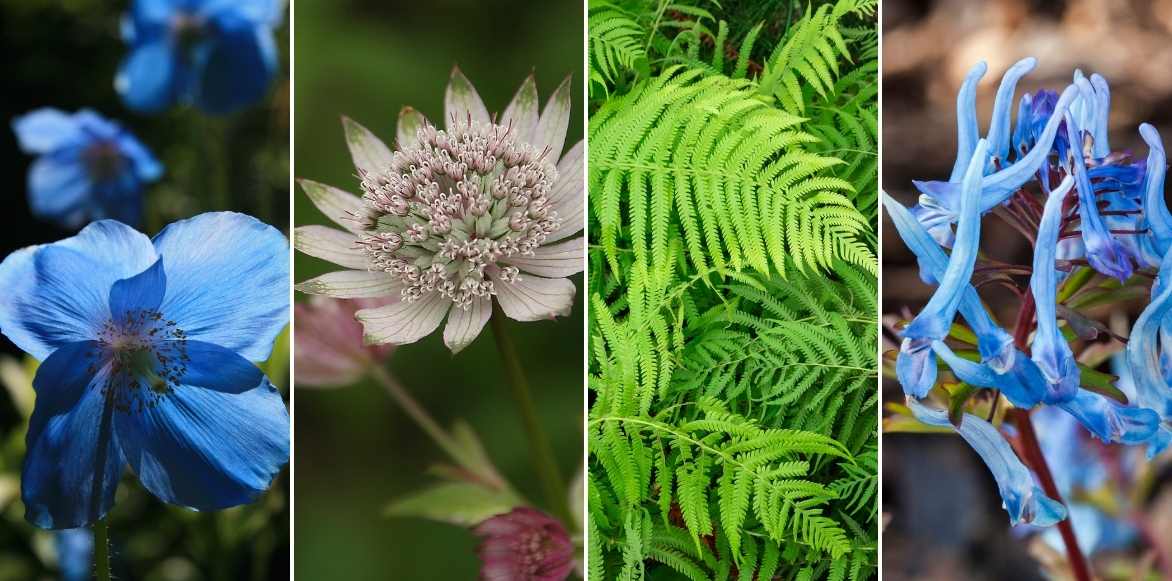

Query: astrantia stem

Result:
[489,307,569,524]
[369,365,465,466]
[93,517,111,581]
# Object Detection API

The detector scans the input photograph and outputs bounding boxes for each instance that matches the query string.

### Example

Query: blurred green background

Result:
[0,0,290,580]
[293,0,583,579]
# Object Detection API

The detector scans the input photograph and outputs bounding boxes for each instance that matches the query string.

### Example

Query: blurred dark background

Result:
[0,0,290,579]
[883,0,1172,579]
[293,0,583,579]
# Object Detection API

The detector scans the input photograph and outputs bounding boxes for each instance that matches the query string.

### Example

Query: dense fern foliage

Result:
[587,0,878,579]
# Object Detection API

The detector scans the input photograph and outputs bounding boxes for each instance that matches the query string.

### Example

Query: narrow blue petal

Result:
[986,57,1036,167]
[193,17,276,114]
[1067,111,1134,281]
[904,140,989,342]
[1012,92,1033,158]
[153,212,289,362]
[1146,426,1172,459]
[883,192,1016,372]
[1125,249,1172,418]
[896,338,936,398]
[1088,74,1111,159]
[109,257,166,321]
[1140,123,1172,257]
[0,221,156,360]
[950,61,987,182]
[1030,176,1080,402]
[114,378,289,511]
[1057,389,1160,445]
[908,399,1067,526]
[12,109,83,154]
[117,133,164,182]
[117,39,182,114]
[24,367,124,529]
[181,340,265,394]
[930,341,1044,407]
[27,152,93,226]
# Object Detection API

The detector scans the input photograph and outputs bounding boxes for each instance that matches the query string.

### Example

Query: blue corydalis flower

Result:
[1066,109,1135,281]
[908,399,1067,526]
[0,213,290,529]
[1030,176,1080,400]
[898,141,990,396]
[118,0,281,115]
[1141,124,1172,257]
[12,109,162,229]
[1126,247,1172,456]
[884,192,1015,381]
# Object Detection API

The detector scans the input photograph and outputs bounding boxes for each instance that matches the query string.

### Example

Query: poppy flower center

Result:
[84,141,126,181]
[96,308,189,412]
[356,119,561,309]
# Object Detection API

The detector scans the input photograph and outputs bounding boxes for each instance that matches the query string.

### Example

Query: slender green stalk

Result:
[489,308,569,523]
[369,365,464,466]
[93,517,110,581]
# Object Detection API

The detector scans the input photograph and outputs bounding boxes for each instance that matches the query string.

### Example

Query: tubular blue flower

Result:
[949,61,987,182]
[1126,248,1172,457]
[908,399,1067,526]
[986,57,1037,168]
[12,109,162,228]
[884,192,1015,379]
[117,0,281,115]
[1066,110,1135,281]
[0,213,290,529]
[1087,74,1112,159]
[912,85,1079,222]
[1012,90,1064,160]
[1140,123,1172,257]
[930,341,1042,407]
[1030,175,1080,401]
[899,141,990,396]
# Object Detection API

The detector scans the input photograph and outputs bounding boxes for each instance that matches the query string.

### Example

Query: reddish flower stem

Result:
[1009,295,1092,581]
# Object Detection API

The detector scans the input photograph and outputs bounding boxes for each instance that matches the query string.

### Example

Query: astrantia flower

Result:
[117,0,281,115]
[12,108,162,228]
[0,213,290,529]
[293,297,393,387]
[474,507,574,581]
[295,68,584,353]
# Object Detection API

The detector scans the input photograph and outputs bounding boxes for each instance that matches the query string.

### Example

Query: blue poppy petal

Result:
[986,57,1036,167]
[109,258,166,321]
[24,365,124,529]
[152,212,289,362]
[949,61,987,182]
[92,171,145,226]
[1057,389,1160,445]
[55,528,94,581]
[200,0,281,26]
[114,379,289,511]
[12,109,84,154]
[193,16,276,114]
[180,340,265,394]
[908,399,1067,526]
[27,153,92,225]
[0,222,156,360]
[1140,124,1172,256]
[117,39,182,114]
[1030,176,1080,402]
[904,140,989,342]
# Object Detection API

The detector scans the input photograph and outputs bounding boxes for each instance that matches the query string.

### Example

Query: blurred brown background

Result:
[882,1,1172,579]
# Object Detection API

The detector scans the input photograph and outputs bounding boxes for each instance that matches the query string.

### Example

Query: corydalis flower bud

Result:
[294,297,394,388]
[474,507,574,581]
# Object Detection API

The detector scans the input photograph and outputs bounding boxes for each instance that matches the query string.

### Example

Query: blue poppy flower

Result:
[0,213,289,529]
[12,109,162,229]
[117,0,281,115]
[908,399,1068,526]
[55,528,93,581]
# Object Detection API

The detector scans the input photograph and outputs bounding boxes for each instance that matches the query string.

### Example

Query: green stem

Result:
[489,308,569,524]
[93,516,110,581]
[369,365,465,466]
